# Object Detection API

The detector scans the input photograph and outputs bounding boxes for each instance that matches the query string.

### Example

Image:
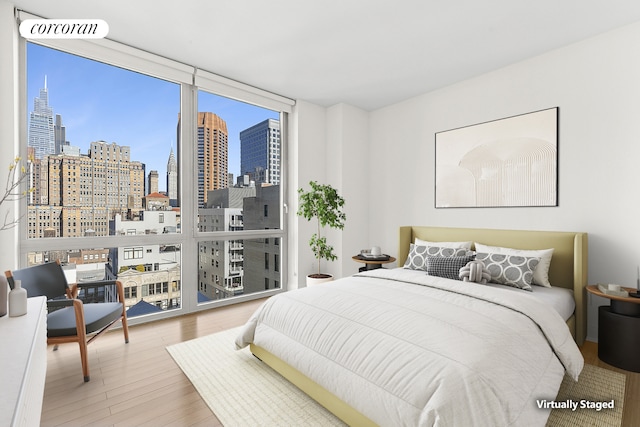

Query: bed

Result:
[236,226,588,426]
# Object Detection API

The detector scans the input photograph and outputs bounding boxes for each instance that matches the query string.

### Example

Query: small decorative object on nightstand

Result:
[587,284,640,372]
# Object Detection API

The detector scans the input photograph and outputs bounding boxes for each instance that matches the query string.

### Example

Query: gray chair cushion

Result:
[47,302,123,337]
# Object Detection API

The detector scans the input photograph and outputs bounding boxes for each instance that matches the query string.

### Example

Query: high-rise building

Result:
[28,76,55,160]
[197,112,228,207]
[198,186,256,300]
[54,114,68,154]
[242,184,281,293]
[176,112,228,206]
[28,141,145,238]
[240,119,280,185]
[166,148,178,205]
[148,170,159,195]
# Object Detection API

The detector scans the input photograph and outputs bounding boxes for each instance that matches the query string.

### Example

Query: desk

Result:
[0,296,47,427]
[587,285,640,372]
[352,255,396,272]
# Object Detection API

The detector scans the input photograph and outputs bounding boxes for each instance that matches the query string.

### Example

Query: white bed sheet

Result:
[236,268,583,427]
[484,280,576,321]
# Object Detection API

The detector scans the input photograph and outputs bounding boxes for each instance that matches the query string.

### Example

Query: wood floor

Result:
[40,300,640,427]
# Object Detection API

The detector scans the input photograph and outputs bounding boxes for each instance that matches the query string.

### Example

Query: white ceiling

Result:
[11,0,640,111]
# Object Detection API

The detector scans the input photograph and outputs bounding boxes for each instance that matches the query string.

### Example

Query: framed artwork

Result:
[435,107,558,208]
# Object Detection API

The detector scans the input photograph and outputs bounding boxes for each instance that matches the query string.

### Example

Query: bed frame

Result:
[251,226,588,426]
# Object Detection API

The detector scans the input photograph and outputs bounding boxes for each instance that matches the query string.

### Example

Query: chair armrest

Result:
[47,298,75,310]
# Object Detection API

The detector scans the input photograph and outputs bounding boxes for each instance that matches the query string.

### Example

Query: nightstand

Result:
[352,255,396,272]
[586,284,640,372]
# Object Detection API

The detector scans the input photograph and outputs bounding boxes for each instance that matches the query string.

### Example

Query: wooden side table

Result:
[352,255,396,272]
[586,284,640,372]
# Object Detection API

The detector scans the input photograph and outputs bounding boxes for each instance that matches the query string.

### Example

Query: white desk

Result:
[0,297,47,427]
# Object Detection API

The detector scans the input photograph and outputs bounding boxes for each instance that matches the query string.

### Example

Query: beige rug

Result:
[167,328,626,427]
[546,364,626,427]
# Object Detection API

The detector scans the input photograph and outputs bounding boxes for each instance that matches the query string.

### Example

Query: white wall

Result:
[292,102,370,284]
[325,103,370,277]
[289,100,326,285]
[366,21,640,341]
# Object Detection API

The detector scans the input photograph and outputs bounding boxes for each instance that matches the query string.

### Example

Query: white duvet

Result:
[236,268,584,427]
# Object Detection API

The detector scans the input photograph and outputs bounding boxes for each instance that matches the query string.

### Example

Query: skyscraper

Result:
[196,112,228,207]
[28,141,145,238]
[54,114,68,154]
[28,76,55,159]
[148,170,159,195]
[166,148,178,204]
[240,119,280,185]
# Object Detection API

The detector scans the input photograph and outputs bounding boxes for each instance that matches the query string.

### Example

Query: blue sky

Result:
[27,43,279,192]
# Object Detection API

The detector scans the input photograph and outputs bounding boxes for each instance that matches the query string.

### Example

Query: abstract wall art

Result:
[435,107,558,208]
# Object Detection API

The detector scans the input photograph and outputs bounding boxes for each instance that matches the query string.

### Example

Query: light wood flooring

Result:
[40,300,640,426]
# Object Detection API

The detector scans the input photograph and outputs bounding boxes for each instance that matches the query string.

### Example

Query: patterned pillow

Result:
[474,243,554,287]
[403,244,468,271]
[475,252,541,291]
[426,255,476,280]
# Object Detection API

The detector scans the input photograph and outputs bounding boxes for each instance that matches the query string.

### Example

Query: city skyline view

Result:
[27,42,279,191]
[23,43,285,314]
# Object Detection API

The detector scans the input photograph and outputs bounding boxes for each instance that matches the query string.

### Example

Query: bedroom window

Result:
[19,21,291,323]
[197,238,281,301]
[194,90,285,306]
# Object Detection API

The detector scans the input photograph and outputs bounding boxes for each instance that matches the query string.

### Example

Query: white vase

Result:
[9,279,27,317]
[0,275,7,317]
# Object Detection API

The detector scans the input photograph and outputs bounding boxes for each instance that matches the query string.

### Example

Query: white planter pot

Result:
[306,274,333,286]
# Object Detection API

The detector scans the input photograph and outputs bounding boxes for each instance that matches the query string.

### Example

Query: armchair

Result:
[5,261,129,382]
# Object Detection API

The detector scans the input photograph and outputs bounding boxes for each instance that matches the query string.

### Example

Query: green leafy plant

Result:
[297,181,346,277]
[1,156,34,231]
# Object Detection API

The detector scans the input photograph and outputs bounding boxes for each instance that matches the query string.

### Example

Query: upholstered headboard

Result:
[398,226,588,345]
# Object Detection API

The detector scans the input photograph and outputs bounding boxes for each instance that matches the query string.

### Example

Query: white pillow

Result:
[415,238,473,249]
[474,243,554,288]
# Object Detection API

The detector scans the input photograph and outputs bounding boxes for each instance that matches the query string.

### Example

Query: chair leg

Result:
[78,339,90,382]
[121,314,130,344]
[72,299,90,382]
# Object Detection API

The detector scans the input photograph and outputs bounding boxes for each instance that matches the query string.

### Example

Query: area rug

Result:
[167,328,626,427]
[546,363,625,427]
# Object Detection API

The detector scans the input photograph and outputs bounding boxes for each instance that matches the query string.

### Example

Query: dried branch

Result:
[0,157,34,231]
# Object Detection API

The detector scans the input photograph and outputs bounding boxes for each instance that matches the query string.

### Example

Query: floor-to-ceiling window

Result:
[19,26,291,322]
[194,91,284,304]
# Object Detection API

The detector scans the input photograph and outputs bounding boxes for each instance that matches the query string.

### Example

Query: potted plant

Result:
[297,181,346,285]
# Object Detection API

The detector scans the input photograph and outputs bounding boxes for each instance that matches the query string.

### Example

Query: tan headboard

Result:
[399,226,588,345]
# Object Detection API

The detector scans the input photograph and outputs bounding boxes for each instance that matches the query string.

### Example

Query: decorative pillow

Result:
[403,244,468,271]
[474,243,554,287]
[415,237,473,250]
[459,260,491,284]
[415,238,473,249]
[426,255,476,280]
[475,252,540,291]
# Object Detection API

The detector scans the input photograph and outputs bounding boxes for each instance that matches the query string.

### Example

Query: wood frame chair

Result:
[5,260,129,382]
